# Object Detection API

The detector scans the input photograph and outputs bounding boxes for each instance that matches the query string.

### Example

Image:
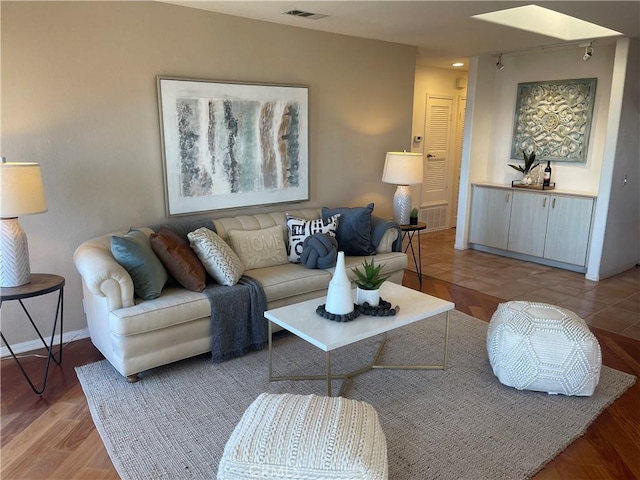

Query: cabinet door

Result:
[469,186,512,249]
[544,196,594,266]
[507,191,549,257]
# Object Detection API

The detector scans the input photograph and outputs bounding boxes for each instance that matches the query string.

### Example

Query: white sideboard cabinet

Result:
[469,184,595,271]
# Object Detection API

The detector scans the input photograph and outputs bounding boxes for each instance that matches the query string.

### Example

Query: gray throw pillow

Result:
[322,203,376,256]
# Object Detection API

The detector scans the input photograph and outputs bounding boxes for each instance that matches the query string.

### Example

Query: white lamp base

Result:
[393,185,412,225]
[1,218,31,287]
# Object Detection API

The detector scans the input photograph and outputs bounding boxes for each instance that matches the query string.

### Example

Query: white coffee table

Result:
[265,281,455,396]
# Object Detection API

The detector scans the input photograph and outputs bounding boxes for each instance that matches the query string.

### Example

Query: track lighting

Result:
[582,42,593,61]
[496,54,505,70]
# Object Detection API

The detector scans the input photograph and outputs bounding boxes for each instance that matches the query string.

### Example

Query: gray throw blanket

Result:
[370,216,403,252]
[150,221,269,363]
[204,275,268,363]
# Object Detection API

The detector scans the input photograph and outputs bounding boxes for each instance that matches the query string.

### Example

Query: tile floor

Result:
[405,228,640,340]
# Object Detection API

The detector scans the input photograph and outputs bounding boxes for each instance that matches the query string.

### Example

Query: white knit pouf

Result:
[217,393,388,480]
[487,301,602,396]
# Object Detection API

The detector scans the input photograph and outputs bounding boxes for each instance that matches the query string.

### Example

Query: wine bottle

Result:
[543,161,552,187]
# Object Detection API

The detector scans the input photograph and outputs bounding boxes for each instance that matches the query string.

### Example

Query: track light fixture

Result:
[582,42,593,61]
[496,54,505,70]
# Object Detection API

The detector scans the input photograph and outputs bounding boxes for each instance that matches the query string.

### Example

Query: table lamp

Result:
[381,151,423,225]
[0,158,48,287]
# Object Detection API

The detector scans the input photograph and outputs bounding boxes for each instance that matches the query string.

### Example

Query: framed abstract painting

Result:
[158,77,309,216]
[510,78,597,163]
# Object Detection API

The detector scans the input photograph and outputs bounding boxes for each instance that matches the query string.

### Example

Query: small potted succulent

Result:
[409,208,419,225]
[508,149,540,185]
[351,258,390,307]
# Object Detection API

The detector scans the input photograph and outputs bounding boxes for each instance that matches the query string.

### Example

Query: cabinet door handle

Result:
[505,193,510,203]
[552,198,556,209]
[542,198,547,208]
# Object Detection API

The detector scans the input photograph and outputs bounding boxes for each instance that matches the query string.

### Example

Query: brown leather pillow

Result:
[150,227,206,292]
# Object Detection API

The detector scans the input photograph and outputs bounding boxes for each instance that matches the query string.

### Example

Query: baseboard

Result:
[587,260,640,282]
[1,328,90,358]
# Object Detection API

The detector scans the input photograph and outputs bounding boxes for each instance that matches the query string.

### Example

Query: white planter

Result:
[356,287,380,307]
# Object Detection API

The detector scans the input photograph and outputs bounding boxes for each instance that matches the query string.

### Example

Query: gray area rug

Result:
[76,310,635,480]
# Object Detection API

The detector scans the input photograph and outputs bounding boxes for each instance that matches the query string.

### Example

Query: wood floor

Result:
[1,273,639,479]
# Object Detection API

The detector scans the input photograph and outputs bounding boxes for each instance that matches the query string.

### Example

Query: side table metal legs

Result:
[0,288,64,395]
[403,229,423,287]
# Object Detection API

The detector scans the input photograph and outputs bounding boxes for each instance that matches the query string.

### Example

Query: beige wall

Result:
[1,1,416,347]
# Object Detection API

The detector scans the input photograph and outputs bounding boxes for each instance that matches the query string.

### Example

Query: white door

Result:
[422,95,453,226]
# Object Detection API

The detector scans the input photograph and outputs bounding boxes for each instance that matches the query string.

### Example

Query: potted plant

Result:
[409,208,419,225]
[351,258,390,306]
[508,149,540,185]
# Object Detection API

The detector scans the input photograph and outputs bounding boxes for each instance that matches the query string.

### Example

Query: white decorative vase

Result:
[325,252,354,315]
[356,287,380,307]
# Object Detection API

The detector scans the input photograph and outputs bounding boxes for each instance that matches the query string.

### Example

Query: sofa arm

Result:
[371,216,402,253]
[73,237,135,311]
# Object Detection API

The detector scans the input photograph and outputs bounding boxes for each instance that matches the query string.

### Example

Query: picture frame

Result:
[510,78,597,163]
[157,76,309,216]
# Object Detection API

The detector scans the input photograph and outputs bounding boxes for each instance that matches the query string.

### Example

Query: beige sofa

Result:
[74,208,407,382]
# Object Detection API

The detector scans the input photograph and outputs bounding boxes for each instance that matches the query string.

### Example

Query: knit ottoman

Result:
[487,301,601,396]
[217,393,388,480]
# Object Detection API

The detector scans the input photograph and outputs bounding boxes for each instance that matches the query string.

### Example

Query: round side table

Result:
[1,273,65,395]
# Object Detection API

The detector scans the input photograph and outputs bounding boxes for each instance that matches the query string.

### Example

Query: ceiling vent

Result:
[283,10,328,20]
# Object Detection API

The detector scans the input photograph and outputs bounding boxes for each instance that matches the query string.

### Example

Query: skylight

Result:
[471,5,622,41]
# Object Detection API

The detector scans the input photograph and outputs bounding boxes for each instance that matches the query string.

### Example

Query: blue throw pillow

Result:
[111,229,168,300]
[322,203,376,256]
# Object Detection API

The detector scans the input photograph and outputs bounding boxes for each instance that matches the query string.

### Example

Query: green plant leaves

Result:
[351,258,390,290]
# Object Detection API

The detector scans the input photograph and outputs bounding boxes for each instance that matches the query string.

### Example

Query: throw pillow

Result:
[286,214,340,263]
[227,226,288,270]
[150,227,206,292]
[187,227,245,286]
[111,228,168,300]
[322,203,376,256]
[300,233,338,269]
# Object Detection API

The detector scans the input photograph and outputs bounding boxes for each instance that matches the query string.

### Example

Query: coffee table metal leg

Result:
[268,321,273,381]
[268,311,452,396]
[326,351,332,397]
[443,310,450,369]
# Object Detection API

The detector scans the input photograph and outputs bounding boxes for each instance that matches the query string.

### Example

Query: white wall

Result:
[475,46,615,192]
[595,38,640,278]
[1,1,416,348]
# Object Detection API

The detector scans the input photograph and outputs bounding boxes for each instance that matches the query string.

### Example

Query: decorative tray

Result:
[511,181,555,190]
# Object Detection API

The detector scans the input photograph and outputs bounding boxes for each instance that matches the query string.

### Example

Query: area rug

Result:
[76,310,635,480]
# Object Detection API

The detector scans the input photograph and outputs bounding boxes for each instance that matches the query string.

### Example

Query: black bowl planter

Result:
[409,217,418,225]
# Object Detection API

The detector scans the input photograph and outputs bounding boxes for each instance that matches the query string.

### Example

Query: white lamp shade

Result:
[0,162,48,218]
[381,152,423,185]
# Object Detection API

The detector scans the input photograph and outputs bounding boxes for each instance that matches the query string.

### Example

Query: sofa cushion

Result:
[341,252,408,283]
[188,227,244,286]
[109,288,211,336]
[322,203,376,256]
[286,214,340,263]
[227,226,288,270]
[150,227,206,292]
[111,229,168,300]
[245,263,331,303]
